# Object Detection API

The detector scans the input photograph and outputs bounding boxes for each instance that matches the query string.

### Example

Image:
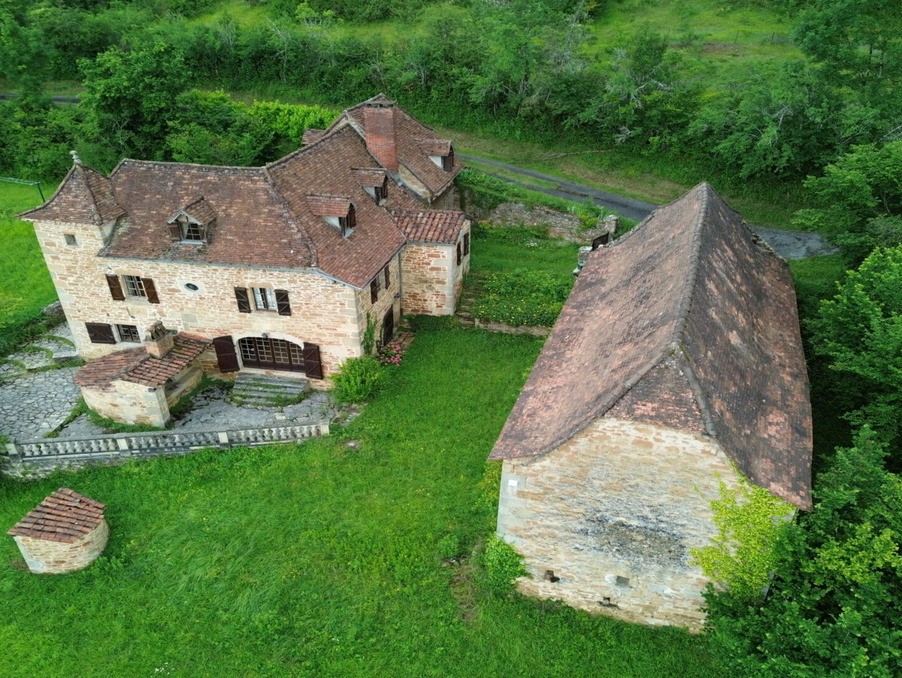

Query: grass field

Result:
[0,318,719,676]
[0,182,58,354]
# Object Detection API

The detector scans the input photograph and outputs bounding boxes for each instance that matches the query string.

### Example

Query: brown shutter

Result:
[370,279,379,304]
[463,232,470,255]
[212,335,239,373]
[85,322,116,344]
[168,222,182,241]
[384,265,390,288]
[275,289,292,316]
[142,278,159,304]
[456,242,462,265]
[234,287,251,313]
[106,274,125,301]
[303,343,324,379]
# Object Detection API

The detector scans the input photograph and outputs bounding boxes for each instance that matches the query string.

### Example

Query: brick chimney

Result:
[363,100,398,172]
[144,321,174,358]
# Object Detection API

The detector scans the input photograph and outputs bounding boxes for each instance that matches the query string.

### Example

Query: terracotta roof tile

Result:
[75,333,211,390]
[20,164,125,225]
[352,168,387,187]
[306,194,352,217]
[490,183,813,510]
[8,488,106,544]
[170,196,216,224]
[393,209,466,244]
[302,129,326,145]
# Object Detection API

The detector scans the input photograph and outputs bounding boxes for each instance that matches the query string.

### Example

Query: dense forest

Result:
[1,1,900,675]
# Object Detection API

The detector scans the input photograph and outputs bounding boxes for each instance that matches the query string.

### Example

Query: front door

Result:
[238,337,305,372]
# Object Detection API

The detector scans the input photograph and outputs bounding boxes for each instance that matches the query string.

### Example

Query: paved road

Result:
[459,153,837,260]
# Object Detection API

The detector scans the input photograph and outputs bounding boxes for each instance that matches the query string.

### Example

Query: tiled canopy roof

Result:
[169,196,216,225]
[352,168,387,187]
[75,333,211,390]
[394,209,467,244]
[490,183,813,510]
[7,488,106,544]
[305,194,352,217]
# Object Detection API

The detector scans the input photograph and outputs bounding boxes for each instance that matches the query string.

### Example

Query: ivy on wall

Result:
[691,475,795,600]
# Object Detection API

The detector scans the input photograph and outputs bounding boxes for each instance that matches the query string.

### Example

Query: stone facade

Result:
[401,224,470,316]
[12,520,109,574]
[33,217,366,378]
[82,377,170,427]
[496,417,741,630]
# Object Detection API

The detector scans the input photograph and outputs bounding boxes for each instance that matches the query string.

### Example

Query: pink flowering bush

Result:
[378,341,405,366]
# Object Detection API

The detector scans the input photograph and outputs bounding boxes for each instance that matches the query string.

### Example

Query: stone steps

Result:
[230,373,310,408]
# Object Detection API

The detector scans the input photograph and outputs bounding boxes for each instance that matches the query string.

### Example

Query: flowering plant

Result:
[377,340,405,366]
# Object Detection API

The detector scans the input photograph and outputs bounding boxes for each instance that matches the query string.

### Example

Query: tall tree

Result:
[79,43,189,161]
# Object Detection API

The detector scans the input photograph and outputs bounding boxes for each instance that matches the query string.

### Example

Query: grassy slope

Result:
[0,319,718,676]
[0,183,58,336]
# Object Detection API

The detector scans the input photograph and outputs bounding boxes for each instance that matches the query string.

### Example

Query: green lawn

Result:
[0,182,58,354]
[0,318,718,676]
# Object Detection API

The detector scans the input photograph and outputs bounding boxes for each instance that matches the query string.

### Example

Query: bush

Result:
[473,269,573,327]
[331,355,385,403]
[482,535,526,596]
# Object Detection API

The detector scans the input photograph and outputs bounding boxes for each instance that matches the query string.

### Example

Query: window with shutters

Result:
[456,241,462,266]
[384,265,390,289]
[124,275,146,298]
[85,322,116,344]
[370,277,379,304]
[338,205,356,236]
[253,287,277,311]
[116,324,140,343]
[463,232,470,256]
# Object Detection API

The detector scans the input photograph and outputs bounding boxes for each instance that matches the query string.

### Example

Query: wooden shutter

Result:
[234,287,251,313]
[85,322,116,344]
[168,222,182,241]
[212,335,239,373]
[275,289,292,316]
[106,274,125,301]
[463,232,470,255]
[142,278,159,304]
[303,343,324,379]
[384,265,390,288]
[456,242,462,265]
[370,279,379,304]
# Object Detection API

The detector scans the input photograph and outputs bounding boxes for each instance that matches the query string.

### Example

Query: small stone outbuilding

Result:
[7,488,108,574]
[491,183,813,630]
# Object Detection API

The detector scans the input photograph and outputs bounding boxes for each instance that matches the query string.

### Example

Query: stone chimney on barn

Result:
[144,321,174,358]
[363,96,398,172]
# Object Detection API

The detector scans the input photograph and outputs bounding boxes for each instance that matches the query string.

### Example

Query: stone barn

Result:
[7,488,108,574]
[490,183,813,630]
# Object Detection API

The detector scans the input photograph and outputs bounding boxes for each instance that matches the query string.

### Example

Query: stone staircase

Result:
[230,373,310,408]
[456,275,484,327]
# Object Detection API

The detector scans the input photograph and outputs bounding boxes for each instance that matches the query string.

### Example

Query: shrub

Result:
[473,269,573,327]
[482,535,526,596]
[331,355,385,403]
[377,340,405,366]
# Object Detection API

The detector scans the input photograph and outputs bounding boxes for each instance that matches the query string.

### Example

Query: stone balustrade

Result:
[2,423,329,470]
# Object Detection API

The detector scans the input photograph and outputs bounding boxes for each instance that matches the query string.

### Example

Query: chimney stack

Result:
[363,99,398,172]
[144,322,174,358]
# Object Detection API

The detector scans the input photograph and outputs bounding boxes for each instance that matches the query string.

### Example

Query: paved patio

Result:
[0,323,337,442]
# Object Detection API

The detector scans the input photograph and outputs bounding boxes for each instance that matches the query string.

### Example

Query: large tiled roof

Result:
[75,333,211,390]
[490,183,813,510]
[394,209,467,244]
[7,488,106,544]
[20,95,465,289]
[338,94,463,197]
[21,163,125,225]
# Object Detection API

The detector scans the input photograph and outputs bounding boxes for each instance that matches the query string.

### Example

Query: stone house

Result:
[21,94,471,425]
[490,183,813,630]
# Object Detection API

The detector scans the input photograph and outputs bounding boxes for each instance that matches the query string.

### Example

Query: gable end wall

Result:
[496,416,741,630]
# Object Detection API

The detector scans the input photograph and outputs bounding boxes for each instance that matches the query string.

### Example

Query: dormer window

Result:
[420,139,455,172]
[352,168,389,206]
[306,194,356,238]
[167,197,215,244]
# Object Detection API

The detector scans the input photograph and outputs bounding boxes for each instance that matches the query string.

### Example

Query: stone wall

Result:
[31,218,363,378]
[401,222,470,316]
[496,416,742,630]
[82,379,170,427]
[12,520,109,574]
[353,252,401,346]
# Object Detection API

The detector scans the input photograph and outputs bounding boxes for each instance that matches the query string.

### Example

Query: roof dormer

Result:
[419,139,455,171]
[306,194,356,237]
[167,196,216,244]
[352,168,389,205]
